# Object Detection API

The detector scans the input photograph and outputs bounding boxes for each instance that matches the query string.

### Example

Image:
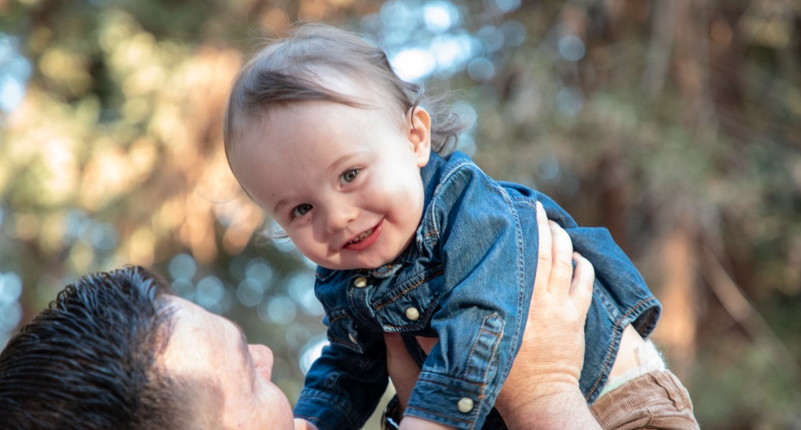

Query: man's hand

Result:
[494,201,598,429]
[294,418,320,430]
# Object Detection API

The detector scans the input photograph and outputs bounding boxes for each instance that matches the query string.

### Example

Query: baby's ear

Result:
[407,106,431,167]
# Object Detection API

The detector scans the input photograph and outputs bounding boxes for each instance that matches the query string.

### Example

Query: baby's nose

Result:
[325,205,358,233]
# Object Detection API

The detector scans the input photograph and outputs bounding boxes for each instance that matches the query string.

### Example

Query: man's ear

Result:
[407,106,432,168]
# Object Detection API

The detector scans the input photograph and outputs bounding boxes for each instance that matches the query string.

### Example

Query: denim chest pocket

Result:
[373,270,443,333]
[326,309,364,354]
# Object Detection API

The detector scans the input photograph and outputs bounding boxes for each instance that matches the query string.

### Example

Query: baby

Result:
[223,23,697,430]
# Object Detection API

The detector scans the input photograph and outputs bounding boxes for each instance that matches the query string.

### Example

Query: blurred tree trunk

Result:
[652,217,698,379]
[645,0,709,374]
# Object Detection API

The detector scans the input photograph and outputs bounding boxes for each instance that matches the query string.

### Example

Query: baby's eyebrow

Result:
[272,198,288,215]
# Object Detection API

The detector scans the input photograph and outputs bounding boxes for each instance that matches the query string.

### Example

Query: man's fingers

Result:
[534,201,553,297]
[570,252,594,319]
[548,219,574,298]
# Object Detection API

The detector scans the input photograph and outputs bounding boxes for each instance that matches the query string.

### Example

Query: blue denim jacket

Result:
[293,151,661,430]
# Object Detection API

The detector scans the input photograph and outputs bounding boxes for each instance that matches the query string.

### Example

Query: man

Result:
[0,266,184,429]
[0,220,601,429]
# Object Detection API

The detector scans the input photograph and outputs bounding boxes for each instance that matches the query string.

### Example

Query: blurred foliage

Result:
[0,0,799,428]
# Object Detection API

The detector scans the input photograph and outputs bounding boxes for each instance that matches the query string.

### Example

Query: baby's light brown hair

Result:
[223,23,466,166]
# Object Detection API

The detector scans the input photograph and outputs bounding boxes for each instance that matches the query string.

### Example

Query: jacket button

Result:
[353,277,367,288]
[348,333,357,343]
[404,307,420,321]
[457,397,474,413]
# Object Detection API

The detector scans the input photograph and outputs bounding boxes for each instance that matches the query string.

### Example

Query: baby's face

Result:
[229,99,431,270]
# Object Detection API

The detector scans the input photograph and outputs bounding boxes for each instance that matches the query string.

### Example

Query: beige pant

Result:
[590,370,700,430]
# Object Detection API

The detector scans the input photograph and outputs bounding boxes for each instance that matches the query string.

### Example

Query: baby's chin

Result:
[317,253,402,272]
[318,260,389,271]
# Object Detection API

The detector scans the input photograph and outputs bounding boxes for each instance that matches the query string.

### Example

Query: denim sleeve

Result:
[404,162,539,429]
[293,328,389,430]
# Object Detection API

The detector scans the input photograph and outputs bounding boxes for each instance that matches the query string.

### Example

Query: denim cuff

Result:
[404,371,492,429]
[294,387,366,430]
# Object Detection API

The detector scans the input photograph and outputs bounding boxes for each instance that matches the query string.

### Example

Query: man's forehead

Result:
[162,296,250,371]
[160,298,224,367]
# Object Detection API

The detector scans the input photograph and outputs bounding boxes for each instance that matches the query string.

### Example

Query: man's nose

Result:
[249,344,274,379]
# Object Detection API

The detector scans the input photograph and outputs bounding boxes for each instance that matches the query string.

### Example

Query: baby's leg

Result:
[590,327,699,430]
[608,325,649,380]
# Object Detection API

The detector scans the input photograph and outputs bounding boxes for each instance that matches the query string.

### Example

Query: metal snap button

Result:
[404,307,420,321]
[457,397,474,413]
[353,277,368,288]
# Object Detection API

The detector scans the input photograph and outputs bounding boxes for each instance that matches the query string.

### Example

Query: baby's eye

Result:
[342,169,360,183]
[292,204,313,218]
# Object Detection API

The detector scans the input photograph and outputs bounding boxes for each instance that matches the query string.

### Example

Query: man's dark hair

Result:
[0,266,185,430]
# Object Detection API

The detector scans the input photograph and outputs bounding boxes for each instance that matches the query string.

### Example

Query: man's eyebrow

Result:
[230,319,253,375]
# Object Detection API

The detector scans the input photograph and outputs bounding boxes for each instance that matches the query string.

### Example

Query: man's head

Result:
[0,265,295,430]
[0,266,185,429]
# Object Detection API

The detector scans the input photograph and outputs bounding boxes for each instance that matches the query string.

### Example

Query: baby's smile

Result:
[348,227,375,245]
[343,219,385,252]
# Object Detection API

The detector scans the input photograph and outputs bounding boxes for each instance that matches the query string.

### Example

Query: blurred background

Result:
[0,0,799,428]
